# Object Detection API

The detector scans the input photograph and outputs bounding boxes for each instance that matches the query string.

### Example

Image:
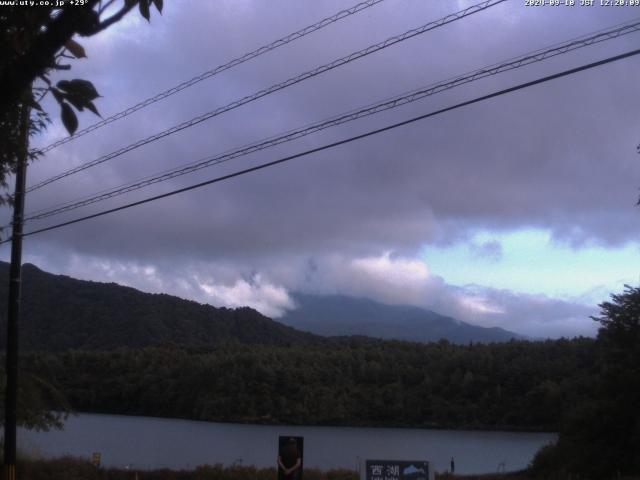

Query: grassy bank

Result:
[10,457,500,480]
[8,456,532,480]
[17,458,355,480]
[14,456,640,480]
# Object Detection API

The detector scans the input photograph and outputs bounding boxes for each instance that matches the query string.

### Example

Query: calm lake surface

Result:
[18,413,556,475]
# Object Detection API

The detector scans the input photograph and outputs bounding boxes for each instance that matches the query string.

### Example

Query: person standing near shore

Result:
[278,437,302,480]
[450,457,455,474]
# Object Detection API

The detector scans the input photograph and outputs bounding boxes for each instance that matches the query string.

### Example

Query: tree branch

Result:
[90,2,136,34]
[98,0,118,15]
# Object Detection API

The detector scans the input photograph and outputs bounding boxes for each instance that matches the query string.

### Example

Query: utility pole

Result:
[3,100,30,480]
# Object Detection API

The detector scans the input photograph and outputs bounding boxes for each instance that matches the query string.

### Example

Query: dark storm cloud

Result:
[3,0,639,336]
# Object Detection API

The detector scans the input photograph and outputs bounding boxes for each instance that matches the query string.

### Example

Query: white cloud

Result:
[458,294,505,315]
[350,252,429,286]
[198,274,294,318]
[18,247,601,339]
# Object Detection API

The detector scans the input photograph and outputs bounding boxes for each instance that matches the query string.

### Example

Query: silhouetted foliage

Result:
[531,285,640,478]
[0,1,162,205]
[0,363,70,431]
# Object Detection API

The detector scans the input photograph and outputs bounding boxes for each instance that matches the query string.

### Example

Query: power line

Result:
[26,0,506,193]
[34,0,389,154]
[21,18,640,223]
[5,46,639,245]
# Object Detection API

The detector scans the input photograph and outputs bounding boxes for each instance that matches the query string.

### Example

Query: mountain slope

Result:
[279,293,521,343]
[0,262,320,351]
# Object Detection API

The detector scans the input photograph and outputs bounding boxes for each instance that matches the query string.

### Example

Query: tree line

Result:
[17,337,595,432]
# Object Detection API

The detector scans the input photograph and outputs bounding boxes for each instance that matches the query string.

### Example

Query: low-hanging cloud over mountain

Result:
[3,0,638,338]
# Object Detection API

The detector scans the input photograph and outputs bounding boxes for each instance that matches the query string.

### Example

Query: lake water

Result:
[18,413,556,475]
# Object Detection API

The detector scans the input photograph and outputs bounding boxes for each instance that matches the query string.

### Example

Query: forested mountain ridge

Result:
[0,262,522,351]
[281,293,521,343]
[0,262,321,351]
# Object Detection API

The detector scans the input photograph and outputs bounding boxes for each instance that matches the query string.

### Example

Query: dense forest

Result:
[19,338,595,431]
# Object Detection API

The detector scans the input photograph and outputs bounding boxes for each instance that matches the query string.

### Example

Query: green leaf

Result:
[57,79,99,101]
[85,101,101,117]
[65,39,87,59]
[139,0,150,21]
[56,79,102,117]
[61,102,78,135]
[63,93,85,112]
[152,0,163,13]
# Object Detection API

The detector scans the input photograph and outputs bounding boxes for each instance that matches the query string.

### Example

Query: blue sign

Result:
[366,460,429,480]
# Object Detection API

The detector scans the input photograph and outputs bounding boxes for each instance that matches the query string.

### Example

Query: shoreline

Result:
[65,410,559,435]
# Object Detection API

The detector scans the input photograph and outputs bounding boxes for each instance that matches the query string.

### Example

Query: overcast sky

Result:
[2,0,640,338]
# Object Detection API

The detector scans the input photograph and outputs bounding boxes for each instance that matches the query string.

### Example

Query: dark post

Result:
[3,101,30,480]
